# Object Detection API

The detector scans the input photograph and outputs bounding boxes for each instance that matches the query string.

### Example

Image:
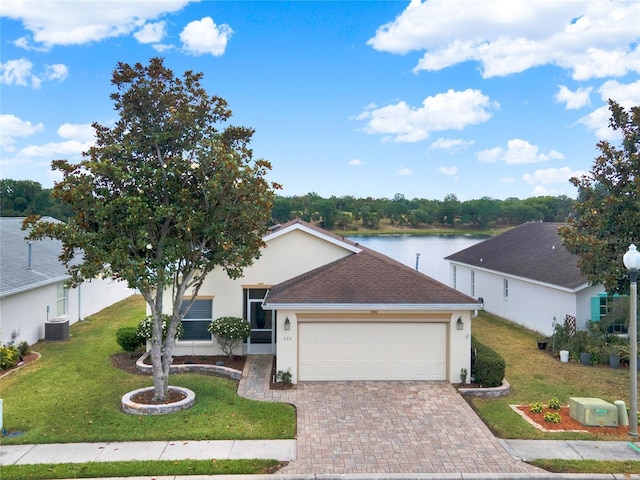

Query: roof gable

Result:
[0,217,69,296]
[445,222,589,290]
[264,244,481,309]
[264,219,361,254]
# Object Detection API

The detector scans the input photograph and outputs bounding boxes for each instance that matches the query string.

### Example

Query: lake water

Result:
[347,235,486,285]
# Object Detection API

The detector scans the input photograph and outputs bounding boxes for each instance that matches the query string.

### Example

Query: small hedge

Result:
[116,327,144,353]
[471,336,506,387]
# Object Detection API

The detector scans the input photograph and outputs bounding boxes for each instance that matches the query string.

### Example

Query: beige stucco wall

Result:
[167,228,354,355]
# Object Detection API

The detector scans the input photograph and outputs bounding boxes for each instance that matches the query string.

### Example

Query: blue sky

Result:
[1,1,639,201]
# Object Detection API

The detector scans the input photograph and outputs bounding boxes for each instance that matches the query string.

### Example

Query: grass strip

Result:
[530,459,640,474]
[0,459,282,479]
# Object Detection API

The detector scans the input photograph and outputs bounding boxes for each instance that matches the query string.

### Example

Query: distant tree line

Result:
[2,179,575,230]
[1,179,73,219]
[271,192,575,230]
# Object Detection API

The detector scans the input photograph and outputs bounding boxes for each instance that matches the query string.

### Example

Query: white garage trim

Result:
[298,321,447,381]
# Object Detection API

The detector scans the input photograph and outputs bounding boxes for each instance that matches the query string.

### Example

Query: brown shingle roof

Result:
[264,243,480,308]
[445,222,589,290]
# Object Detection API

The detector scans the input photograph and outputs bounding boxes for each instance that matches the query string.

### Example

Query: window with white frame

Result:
[179,298,213,341]
[56,283,67,317]
[503,278,509,299]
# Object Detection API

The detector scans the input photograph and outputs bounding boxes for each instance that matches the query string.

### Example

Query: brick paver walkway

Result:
[237,355,542,475]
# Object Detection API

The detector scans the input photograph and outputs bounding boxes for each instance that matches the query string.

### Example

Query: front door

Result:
[245,289,274,354]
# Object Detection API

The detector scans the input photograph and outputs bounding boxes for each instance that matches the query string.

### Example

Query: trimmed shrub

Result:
[17,341,30,356]
[471,336,506,388]
[0,344,20,370]
[208,316,250,358]
[116,327,144,353]
[137,314,184,341]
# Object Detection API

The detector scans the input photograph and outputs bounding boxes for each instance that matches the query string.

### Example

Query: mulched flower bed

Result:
[131,387,188,405]
[0,352,40,378]
[513,405,630,434]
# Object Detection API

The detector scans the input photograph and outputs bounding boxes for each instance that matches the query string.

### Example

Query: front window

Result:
[56,283,67,317]
[179,298,213,341]
[599,295,628,334]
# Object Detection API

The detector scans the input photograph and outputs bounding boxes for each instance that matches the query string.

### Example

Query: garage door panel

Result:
[298,322,447,381]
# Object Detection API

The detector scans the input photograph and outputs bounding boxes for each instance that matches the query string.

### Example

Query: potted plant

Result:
[608,345,621,369]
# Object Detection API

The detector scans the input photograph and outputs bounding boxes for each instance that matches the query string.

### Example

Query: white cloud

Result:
[57,123,95,143]
[0,114,44,151]
[578,79,640,139]
[180,17,233,56]
[398,168,413,176]
[437,166,458,176]
[19,140,90,158]
[349,159,362,166]
[523,166,587,186]
[429,138,474,151]
[368,1,640,80]
[1,0,193,49]
[555,85,592,109]
[477,139,564,164]
[0,58,68,88]
[0,58,33,86]
[476,147,503,163]
[134,21,167,44]
[357,89,497,142]
[44,64,68,82]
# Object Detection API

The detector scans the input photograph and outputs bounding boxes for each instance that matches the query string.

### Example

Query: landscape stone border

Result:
[458,379,510,398]
[121,386,195,415]
[135,351,242,380]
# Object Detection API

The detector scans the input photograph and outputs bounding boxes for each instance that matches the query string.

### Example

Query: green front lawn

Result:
[0,459,282,480]
[470,311,635,440]
[0,295,295,445]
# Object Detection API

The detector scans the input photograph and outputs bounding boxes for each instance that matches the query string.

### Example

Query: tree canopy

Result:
[560,100,640,294]
[25,57,279,400]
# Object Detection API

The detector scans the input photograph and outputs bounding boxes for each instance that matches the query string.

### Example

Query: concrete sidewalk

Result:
[2,439,640,466]
[0,439,295,465]
[1,439,640,479]
[502,439,640,462]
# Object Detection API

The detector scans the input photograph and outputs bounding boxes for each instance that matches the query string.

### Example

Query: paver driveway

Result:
[238,355,541,475]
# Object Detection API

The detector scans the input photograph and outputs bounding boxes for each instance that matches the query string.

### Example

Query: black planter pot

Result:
[537,339,547,350]
[580,352,591,365]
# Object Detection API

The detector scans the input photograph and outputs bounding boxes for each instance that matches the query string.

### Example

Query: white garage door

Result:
[298,322,447,381]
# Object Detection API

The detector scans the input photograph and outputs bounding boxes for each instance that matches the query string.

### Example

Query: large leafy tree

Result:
[560,100,640,295]
[25,58,279,400]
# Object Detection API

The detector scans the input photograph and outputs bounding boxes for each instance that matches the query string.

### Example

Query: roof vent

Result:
[27,241,33,269]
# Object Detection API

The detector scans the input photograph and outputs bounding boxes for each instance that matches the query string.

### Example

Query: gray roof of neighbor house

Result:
[264,219,482,309]
[444,222,589,290]
[0,217,70,297]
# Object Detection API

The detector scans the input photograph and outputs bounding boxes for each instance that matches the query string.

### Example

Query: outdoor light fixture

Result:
[284,317,290,331]
[456,317,464,331]
[623,243,640,436]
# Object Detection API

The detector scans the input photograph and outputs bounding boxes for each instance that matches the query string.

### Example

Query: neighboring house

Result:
[0,217,135,346]
[445,222,605,337]
[165,219,482,384]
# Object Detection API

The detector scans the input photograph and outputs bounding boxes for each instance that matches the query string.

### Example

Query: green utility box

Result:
[569,397,618,427]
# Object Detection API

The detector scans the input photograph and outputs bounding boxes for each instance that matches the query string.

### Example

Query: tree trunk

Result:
[149,337,170,401]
